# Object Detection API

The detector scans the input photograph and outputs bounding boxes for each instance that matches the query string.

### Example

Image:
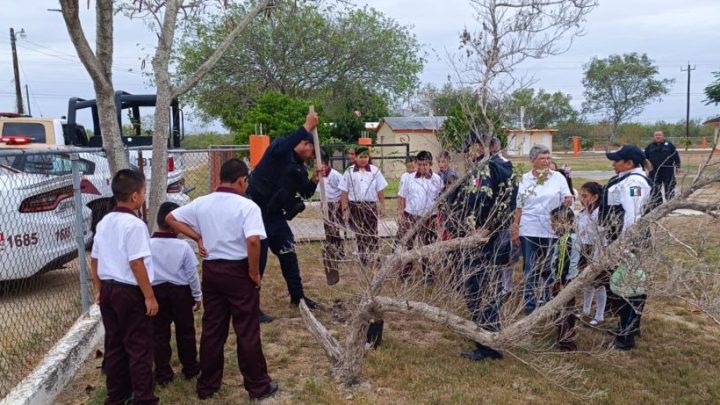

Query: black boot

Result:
[366,320,384,349]
[460,343,503,361]
[292,296,319,310]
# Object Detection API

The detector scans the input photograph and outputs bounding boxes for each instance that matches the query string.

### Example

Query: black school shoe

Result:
[292,296,319,310]
[252,381,279,401]
[259,310,274,324]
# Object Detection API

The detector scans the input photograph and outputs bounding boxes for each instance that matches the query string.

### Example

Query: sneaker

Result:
[589,318,600,326]
[259,311,274,324]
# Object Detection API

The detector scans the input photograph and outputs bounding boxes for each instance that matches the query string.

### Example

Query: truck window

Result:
[22,154,94,176]
[1,123,47,143]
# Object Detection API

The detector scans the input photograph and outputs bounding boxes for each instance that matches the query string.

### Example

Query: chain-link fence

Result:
[0,145,252,398]
[0,148,93,398]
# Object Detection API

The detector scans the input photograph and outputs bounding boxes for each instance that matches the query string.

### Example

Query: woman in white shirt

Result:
[511,144,573,313]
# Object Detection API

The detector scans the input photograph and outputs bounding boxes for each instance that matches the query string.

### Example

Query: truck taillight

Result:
[80,178,101,195]
[0,136,32,145]
[19,185,73,213]
[168,156,175,172]
[167,179,185,194]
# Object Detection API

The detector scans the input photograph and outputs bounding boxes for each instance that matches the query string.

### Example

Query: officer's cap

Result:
[606,144,645,165]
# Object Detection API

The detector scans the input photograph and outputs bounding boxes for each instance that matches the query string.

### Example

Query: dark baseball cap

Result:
[463,131,490,152]
[606,144,645,165]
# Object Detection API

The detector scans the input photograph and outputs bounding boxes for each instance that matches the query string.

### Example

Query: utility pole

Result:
[681,63,696,142]
[25,84,32,116]
[10,28,25,115]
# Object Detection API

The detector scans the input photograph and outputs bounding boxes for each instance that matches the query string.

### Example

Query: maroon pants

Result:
[349,201,379,266]
[99,280,158,405]
[152,283,199,384]
[198,259,272,399]
[398,212,437,279]
[323,202,345,274]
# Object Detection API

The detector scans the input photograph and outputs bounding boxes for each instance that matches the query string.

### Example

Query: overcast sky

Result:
[1,0,719,132]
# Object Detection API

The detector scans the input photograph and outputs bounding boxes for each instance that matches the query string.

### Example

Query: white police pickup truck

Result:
[0,114,189,231]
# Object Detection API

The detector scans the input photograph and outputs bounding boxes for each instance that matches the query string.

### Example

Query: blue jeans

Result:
[520,236,556,312]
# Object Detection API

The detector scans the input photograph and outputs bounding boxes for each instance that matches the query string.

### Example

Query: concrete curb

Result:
[1,305,104,405]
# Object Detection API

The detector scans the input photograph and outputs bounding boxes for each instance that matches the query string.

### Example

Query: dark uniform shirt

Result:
[246,126,318,220]
[645,141,680,170]
[446,155,516,238]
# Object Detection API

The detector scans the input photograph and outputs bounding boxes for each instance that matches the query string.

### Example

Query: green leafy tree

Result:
[234,91,332,144]
[416,83,476,116]
[176,3,422,130]
[441,103,505,151]
[582,53,673,144]
[506,88,578,128]
[704,71,720,105]
[321,84,389,143]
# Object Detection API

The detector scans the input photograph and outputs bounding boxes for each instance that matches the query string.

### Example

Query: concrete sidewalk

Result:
[290,218,398,242]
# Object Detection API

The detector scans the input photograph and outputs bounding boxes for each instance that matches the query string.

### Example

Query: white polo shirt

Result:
[398,172,412,192]
[324,168,343,203]
[170,188,267,260]
[340,164,388,202]
[577,207,601,245]
[91,208,153,285]
[398,171,444,216]
[150,233,201,300]
[516,170,573,239]
[606,167,652,233]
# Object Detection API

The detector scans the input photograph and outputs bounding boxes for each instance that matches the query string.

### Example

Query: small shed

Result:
[375,116,447,178]
[505,128,558,157]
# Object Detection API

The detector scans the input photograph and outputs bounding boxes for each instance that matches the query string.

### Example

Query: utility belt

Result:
[248,174,306,221]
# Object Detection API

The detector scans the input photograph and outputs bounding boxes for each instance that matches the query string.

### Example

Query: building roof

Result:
[703,116,720,126]
[380,116,447,132]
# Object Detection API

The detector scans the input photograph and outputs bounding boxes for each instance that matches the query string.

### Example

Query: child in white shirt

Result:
[340,146,387,267]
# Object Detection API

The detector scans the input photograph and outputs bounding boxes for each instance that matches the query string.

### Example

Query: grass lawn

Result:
[55,214,720,405]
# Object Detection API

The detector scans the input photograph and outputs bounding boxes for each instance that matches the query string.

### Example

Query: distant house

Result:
[375,116,447,178]
[702,116,720,152]
[505,128,558,157]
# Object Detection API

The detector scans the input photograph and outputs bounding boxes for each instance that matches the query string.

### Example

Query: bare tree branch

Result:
[172,0,275,98]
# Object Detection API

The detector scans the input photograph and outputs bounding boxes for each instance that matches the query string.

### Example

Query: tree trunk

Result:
[95,86,129,172]
[60,0,128,173]
[146,0,180,231]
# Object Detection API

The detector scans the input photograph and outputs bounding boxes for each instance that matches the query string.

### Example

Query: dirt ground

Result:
[55,215,720,404]
[0,262,87,398]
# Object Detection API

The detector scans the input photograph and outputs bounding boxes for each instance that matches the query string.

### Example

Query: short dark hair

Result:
[550,205,575,225]
[157,201,179,229]
[416,150,433,162]
[405,156,416,164]
[320,149,330,164]
[220,158,249,183]
[439,151,451,160]
[111,169,145,202]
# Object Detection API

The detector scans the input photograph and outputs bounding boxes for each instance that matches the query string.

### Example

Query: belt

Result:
[153,282,188,288]
[203,258,249,264]
[101,279,138,288]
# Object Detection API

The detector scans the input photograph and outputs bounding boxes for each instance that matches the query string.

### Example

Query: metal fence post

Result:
[71,153,90,312]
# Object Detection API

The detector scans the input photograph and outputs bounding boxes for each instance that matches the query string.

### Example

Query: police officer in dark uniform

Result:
[246,113,321,323]
[644,130,680,209]
[446,133,516,361]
